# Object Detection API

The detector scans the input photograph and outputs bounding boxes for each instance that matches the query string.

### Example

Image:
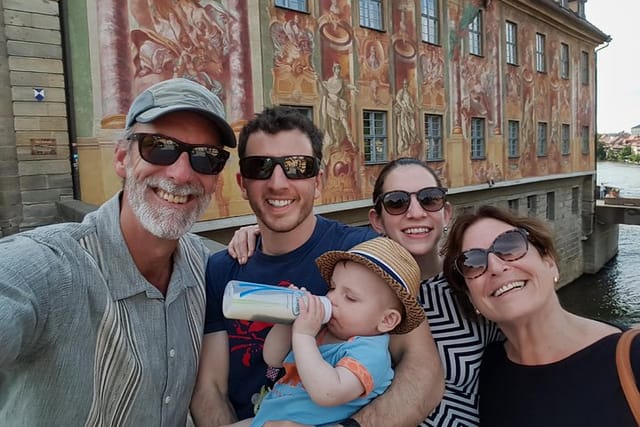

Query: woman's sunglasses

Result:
[129,133,229,175]
[239,156,320,180]
[454,228,529,279]
[376,187,448,215]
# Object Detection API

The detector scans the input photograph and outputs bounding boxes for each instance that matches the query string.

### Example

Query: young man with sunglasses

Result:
[0,78,235,426]
[191,106,444,427]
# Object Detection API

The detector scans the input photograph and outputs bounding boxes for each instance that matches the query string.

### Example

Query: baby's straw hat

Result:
[316,237,425,334]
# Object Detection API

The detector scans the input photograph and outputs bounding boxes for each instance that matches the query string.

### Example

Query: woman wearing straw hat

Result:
[223,237,425,427]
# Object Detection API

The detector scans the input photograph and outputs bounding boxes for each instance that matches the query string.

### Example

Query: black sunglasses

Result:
[454,228,529,279]
[239,156,320,180]
[129,133,229,175]
[376,187,448,215]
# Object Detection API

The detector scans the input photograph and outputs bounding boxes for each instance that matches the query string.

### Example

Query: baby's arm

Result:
[263,323,292,367]
[292,296,365,407]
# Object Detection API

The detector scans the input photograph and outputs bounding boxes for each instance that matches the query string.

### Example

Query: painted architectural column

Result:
[97,0,132,129]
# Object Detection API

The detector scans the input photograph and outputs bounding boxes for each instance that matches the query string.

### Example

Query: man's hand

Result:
[227,224,260,264]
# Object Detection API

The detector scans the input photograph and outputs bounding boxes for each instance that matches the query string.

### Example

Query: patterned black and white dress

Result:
[418,273,503,427]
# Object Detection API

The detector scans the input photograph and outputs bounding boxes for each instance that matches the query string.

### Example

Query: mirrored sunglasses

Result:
[454,228,529,279]
[130,133,229,175]
[376,187,448,215]
[239,155,320,180]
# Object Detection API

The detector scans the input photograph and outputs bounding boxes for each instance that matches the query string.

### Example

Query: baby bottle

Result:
[222,280,332,324]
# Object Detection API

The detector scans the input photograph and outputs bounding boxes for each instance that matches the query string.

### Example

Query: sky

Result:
[586,0,640,133]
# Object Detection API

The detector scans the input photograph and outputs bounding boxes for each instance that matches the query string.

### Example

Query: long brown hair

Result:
[442,205,560,318]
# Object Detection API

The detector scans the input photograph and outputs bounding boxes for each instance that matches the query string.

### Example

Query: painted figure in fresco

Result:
[394,79,417,153]
[271,13,315,72]
[317,63,358,157]
[130,0,232,92]
[367,45,380,70]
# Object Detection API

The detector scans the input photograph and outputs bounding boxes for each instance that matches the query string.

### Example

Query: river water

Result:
[557,161,640,325]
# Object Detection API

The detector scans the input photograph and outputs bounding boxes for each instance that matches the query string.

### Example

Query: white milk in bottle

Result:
[222,280,332,324]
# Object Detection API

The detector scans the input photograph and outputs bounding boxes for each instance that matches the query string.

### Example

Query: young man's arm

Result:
[349,320,444,427]
[191,331,238,427]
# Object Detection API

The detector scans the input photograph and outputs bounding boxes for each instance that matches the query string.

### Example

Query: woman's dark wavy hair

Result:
[237,106,323,162]
[371,157,444,214]
[442,205,560,319]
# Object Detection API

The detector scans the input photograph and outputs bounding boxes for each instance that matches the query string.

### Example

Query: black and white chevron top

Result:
[418,273,503,427]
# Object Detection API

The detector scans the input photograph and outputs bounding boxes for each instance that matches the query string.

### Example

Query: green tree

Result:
[596,140,607,160]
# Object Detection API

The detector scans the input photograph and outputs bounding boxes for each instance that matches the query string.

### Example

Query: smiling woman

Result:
[442,205,640,426]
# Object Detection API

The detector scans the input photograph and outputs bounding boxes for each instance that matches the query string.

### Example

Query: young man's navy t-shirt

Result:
[204,215,377,420]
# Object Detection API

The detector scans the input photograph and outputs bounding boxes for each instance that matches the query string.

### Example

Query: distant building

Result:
[631,124,640,136]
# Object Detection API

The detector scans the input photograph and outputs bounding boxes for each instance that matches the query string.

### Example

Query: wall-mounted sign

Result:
[31,138,57,155]
[33,88,45,101]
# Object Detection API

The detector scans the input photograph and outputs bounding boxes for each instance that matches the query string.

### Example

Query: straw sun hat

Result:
[316,237,425,334]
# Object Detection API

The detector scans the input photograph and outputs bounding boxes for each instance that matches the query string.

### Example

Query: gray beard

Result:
[124,163,212,240]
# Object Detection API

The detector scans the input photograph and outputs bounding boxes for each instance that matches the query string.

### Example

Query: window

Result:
[537,122,548,156]
[468,12,483,56]
[560,43,569,79]
[546,192,555,220]
[535,33,546,72]
[359,0,383,30]
[572,187,580,215]
[421,0,439,44]
[274,0,308,12]
[508,198,520,213]
[508,120,519,158]
[577,0,585,18]
[282,105,313,121]
[581,125,590,154]
[471,118,485,159]
[581,51,589,84]
[527,195,537,217]
[561,124,570,155]
[505,21,518,65]
[425,114,443,160]
[363,110,388,163]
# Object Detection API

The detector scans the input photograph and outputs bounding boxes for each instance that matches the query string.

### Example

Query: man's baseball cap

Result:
[125,78,237,148]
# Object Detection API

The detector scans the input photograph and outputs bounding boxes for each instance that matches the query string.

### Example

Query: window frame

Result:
[581,51,589,85]
[359,0,384,31]
[537,122,548,157]
[274,0,309,13]
[561,123,570,155]
[581,125,590,154]
[508,120,520,158]
[560,42,569,79]
[527,194,537,217]
[546,192,555,221]
[424,114,443,161]
[363,110,388,164]
[468,11,483,56]
[535,33,546,73]
[571,186,580,215]
[421,0,440,45]
[470,117,486,160]
[505,21,518,65]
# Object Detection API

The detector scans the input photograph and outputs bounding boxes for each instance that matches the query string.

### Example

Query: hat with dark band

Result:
[125,78,237,148]
[316,237,425,334]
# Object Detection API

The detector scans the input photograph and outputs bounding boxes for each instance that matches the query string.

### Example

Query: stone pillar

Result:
[3,0,73,232]
[0,0,21,237]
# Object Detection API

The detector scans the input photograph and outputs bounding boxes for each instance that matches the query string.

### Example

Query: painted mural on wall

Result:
[85,0,599,220]
[97,0,253,218]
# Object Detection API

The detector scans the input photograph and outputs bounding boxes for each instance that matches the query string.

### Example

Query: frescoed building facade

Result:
[0,0,613,283]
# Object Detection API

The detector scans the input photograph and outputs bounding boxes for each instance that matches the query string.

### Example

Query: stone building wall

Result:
[0,0,72,234]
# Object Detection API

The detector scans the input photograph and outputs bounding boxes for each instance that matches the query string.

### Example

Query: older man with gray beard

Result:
[0,78,236,426]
